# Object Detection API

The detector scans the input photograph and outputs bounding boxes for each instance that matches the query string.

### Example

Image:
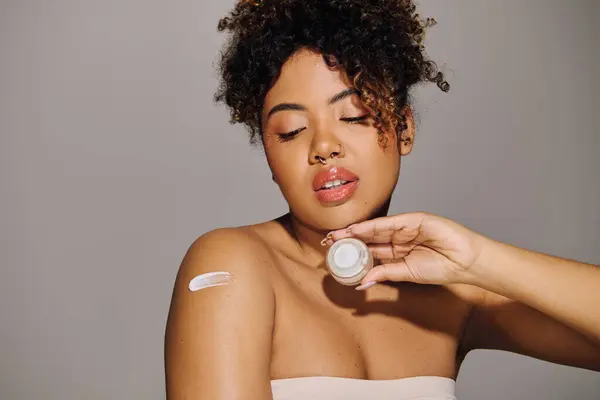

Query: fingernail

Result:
[355,281,377,291]
[346,225,354,233]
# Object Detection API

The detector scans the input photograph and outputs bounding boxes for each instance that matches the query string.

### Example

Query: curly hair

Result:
[215,0,449,145]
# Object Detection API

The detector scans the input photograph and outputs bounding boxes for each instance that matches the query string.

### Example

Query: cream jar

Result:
[326,238,374,286]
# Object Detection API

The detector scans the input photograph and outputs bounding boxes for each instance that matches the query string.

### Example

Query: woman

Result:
[164,0,600,399]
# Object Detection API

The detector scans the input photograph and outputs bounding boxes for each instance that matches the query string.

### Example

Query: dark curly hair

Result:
[215,0,449,145]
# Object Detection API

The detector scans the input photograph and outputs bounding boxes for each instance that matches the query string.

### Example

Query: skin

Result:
[329,213,600,345]
[261,50,408,233]
[164,49,600,400]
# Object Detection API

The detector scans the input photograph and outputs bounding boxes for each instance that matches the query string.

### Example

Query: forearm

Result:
[467,238,600,343]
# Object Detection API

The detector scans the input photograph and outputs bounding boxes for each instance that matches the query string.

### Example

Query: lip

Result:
[312,166,360,205]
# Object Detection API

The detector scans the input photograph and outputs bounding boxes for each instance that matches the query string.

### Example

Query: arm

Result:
[165,229,275,399]
[327,212,600,371]
[461,240,600,371]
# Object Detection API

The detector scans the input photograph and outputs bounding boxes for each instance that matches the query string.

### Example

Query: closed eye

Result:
[276,114,369,142]
[341,115,370,125]
[277,127,306,142]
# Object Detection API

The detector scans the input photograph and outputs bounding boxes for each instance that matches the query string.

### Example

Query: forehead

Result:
[264,49,351,107]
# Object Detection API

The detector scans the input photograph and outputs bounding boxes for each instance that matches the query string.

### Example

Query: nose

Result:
[309,130,345,165]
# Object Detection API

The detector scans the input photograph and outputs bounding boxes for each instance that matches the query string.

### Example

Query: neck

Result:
[282,199,392,268]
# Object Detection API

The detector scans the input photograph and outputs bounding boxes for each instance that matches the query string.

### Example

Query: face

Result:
[261,49,414,231]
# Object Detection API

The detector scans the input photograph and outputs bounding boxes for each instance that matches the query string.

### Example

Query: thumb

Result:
[355,261,418,290]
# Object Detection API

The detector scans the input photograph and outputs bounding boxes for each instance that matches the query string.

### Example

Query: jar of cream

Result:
[326,238,374,286]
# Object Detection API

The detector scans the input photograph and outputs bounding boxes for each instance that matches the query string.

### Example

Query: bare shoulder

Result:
[175,226,276,288]
[165,227,277,399]
[167,226,277,335]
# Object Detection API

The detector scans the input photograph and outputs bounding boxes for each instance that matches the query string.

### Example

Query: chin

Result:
[306,199,390,232]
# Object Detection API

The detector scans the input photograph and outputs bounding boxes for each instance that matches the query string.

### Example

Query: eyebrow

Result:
[266,88,360,120]
[328,88,359,105]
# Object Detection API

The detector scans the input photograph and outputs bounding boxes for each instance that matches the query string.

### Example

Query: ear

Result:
[397,106,415,156]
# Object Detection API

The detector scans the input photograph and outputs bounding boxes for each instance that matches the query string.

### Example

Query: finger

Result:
[347,213,426,244]
[328,228,353,242]
[368,243,413,260]
[364,233,396,244]
[328,212,427,244]
[327,227,392,243]
[355,262,417,290]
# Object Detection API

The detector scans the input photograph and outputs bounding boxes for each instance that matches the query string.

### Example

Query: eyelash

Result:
[277,127,306,142]
[276,114,370,143]
[341,115,370,124]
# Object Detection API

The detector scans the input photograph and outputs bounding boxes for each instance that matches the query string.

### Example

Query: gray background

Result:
[1,0,599,399]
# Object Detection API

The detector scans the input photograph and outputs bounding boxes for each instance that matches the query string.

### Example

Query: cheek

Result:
[376,133,401,169]
[380,141,401,173]
[358,132,400,164]
[357,139,401,187]
[265,145,306,185]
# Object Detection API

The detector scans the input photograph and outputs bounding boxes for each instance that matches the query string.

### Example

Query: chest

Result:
[270,268,470,380]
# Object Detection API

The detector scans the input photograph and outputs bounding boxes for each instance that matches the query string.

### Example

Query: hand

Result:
[328,212,488,288]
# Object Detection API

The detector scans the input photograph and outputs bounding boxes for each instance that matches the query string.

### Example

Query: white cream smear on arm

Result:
[188,272,233,292]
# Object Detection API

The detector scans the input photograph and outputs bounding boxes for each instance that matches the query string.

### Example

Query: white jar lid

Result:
[327,238,370,279]
[333,243,360,269]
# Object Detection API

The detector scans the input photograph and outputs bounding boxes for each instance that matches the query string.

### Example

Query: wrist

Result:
[460,235,503,287]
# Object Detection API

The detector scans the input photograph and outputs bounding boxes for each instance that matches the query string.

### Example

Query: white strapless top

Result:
[271,376,456,400]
